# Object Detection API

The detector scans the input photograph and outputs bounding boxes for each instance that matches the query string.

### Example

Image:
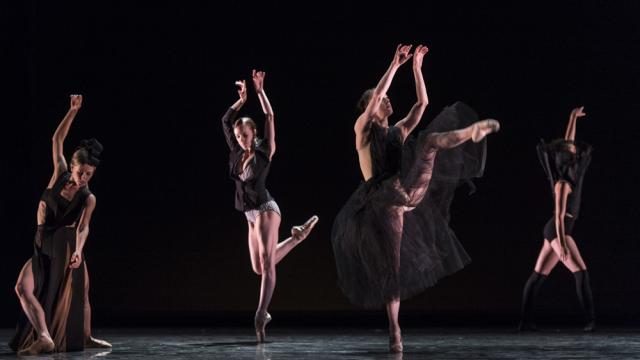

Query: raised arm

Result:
[49,95,82,187]
[564,106,586,141]
[221,80,247,152]
[252,70,276,160]
[69,194,96,269]
[395,45,429,141]
[354,44,413,148]
[553,181,572,261]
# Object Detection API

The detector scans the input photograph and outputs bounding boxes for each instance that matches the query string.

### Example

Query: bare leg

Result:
[83,263,112,348]
[385,205,404,352]
[386,299,402,352]
[254,211,281,342]
[274,215,319,265]
[426,119,500,150]
[548,236,587,272]
[249,215,320,273]
[14,259,55,355]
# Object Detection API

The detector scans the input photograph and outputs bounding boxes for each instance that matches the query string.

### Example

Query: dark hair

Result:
[357,88,375,113]
[548,138,575,152]
[73,138,103,167]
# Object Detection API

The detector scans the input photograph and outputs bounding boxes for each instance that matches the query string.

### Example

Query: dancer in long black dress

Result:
[519,106,595,331]
[10,95,111,355]
[332,44,500,352]
[221,70,319,342]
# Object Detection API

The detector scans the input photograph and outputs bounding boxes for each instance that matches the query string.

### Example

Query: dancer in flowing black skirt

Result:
[10,95,111,355]
[332,44,500,352]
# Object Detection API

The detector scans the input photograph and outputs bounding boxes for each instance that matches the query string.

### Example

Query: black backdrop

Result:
[1,1,639,326]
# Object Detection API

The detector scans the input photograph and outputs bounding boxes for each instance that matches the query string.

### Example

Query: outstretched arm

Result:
[354,44,413,149]
[564,106,586,141]
[252,70,276,160]
[70,194,96,269]
[221,81,247,151]
[395,45,429,141]
[554,181,572,261]
[49,95,82,187]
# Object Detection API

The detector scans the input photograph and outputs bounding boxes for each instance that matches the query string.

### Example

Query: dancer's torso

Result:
[38,171,90,231]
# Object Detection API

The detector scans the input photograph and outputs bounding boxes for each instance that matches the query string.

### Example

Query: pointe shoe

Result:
[471,119,501,142]
[255,312,272,343]
[389,330,403,353]
[85,336,113,348]
[17,335,55,356]
[583,320,596,332]
[291,215,319,242]
[517,320,540,332]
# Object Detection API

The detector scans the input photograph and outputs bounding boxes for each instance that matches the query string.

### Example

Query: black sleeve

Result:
[222,108,241,152]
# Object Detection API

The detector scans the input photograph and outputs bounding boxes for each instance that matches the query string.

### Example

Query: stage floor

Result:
[1,327,639,359]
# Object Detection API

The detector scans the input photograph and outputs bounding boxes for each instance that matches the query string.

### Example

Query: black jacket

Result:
[221,108,273,211]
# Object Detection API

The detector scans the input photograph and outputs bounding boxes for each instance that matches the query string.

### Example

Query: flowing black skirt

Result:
[10,225,86,352]
[332,102,487,308]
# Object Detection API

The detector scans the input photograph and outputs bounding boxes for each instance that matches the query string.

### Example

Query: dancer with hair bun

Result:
[10,95,111,355]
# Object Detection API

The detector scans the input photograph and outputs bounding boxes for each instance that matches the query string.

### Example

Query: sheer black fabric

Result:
[332,101,487,308]
[10,171,90,352]
[536,139,593,218]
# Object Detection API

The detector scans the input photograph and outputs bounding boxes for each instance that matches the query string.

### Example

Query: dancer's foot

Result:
[291,215,319,242]
[255,311,272,343]
[583,320,596,332]
[471,119,501,142]
[17,334,55,356]
[85,336,112,348]
[389,329,403,353]
[517,320,540,332]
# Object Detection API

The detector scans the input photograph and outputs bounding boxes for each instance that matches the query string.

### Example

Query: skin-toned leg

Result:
[534,240,561,275]
[14,259,55,355]
[548,236,587,272]
[254,211,281,342]
[274,215,319,265]
[249,216,320,275]
[83,263,112,348]
[426,119,500,150]
[248,221,262,275]
[15,260,51,340]
[385,205,404,353]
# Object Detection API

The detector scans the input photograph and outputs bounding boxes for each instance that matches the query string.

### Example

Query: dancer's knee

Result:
[14,282,25,298]
[252,264,263,276]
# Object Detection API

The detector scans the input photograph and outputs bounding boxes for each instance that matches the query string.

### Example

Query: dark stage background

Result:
[1,1,639,327]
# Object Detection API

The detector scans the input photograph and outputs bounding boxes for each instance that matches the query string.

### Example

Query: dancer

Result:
[221,70,319,343]
[519,106,595,331]
[10,95,111,355]
[332,44,500,352]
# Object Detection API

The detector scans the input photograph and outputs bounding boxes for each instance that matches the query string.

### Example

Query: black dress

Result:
[537,139,593,240]
[10,171,91,352]
[332,101,488,308]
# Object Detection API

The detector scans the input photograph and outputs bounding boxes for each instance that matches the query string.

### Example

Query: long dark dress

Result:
[537,139,593,240]
[10,171,91,352]
[332,101,487,308]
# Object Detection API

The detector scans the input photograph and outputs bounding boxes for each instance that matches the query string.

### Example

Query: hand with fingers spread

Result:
[235,80,248,104]
[69,94,83,111]
[571,106,586,120]
[252,69,266,93]
[412,44,429,69]
[392,44,413,67]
